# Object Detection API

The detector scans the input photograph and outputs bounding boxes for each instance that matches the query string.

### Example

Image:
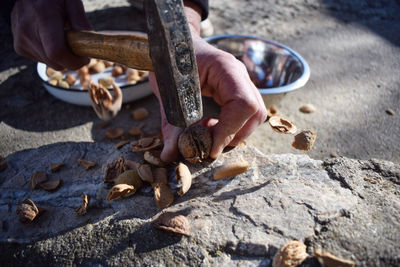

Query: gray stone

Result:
[1,142,399,266]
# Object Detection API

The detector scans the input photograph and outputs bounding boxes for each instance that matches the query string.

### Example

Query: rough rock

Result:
[0,142,399,266]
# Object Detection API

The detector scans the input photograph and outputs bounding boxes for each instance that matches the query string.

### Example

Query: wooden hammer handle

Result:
[66,30,154,71]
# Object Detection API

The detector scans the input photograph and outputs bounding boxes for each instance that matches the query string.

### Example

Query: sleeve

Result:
[188,0,209,20]
[0,0,15,25]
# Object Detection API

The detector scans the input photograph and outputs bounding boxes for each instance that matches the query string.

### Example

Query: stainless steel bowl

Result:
[205,35,310,107]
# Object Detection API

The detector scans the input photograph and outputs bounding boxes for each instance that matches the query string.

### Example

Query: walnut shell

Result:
[178,125,212,163]
[273,240,309,267]
[153,212,191,237]
[39,179,62,191]
[269,116,297,134]
[144,150,165,167]
[175,163,192,196]
[138,164,154,183]
[30,171,48,189]
[106,184,135,201]
[153,183,174,209]
[50,162,64,173]
[78,159,97,170]
[75,194,90,215]
[114,170,143,196]
[213,160,249,180]
[152,167,168,185]
[104,157,126,183]
[16,198,40,224]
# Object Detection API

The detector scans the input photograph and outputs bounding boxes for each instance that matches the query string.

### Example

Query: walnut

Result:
[175,162,192,196]
[111,65,123,77]
[16,198,41,224]
[272,240,309,267]
[153,212,191,236]
[291,130,317,151]
[269,116,297,134]
[132,107,149,120]
[178,125,212,163]
[213,160,249,180]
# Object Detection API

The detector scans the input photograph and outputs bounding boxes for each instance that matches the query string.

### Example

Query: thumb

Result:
[65,0,92,30]
[160,121,182,163]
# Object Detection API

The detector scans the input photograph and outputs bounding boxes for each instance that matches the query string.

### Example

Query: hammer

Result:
[66,0,205,128]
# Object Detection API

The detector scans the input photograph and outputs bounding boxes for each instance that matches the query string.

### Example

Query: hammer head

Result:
[144,0,203,128]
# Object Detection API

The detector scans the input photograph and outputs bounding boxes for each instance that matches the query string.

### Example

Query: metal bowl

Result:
[205,35,310,107]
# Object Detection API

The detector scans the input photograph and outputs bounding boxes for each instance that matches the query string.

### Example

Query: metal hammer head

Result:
[144,0,203,128]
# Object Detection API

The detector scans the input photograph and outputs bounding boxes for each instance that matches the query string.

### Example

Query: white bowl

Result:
[37,62,153,106]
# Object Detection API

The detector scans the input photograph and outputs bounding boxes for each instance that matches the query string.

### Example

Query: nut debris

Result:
[273,241,309,267]
[16,198,41,224]
[106,184,135,201]
[104,157,126,182]
[138,164,154,183]
[153,212,191,236]
[115,140,130,150]
[175,163,192,196]
[267,106,279,117]
[178,125,212,163]
[39,179,62,191]
[50,162,64,173]
[153,183,174,209]
[152,168,168,185]
[299,104,316,113]
[213,160,250,180]
[144,150,165,166]
[269,116,297,134]
[30,171,48,189]
[114,170,143,196]
[132,107,149,120]
[78,159,97,170]
[106,128,124,139]
[314,248,354,267]
[132,137,163,152]
[386,108,395,115]
[291,130,317,151]
[128,125,143,136]
[75,194,90,215]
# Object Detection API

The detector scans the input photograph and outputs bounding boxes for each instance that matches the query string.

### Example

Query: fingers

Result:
[11,0,90,70]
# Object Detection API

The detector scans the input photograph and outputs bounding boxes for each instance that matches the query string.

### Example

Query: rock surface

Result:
[1,142,399,266]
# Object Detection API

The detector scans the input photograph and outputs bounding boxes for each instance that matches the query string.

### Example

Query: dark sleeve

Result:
[188,0,209,20]
[0,0,15,25]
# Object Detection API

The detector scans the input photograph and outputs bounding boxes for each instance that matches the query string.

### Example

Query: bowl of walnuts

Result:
[37,58,152,106]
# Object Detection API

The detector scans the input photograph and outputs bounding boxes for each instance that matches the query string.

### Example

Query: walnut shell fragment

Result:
[106,128,124,139]
[291,130,317,151]
[39,179,62,191]
[178,125,212,163]
[114,170,143,196]
[0,156,7,171]
[272,240,309,267]
[175,163,192,196]
[104,157,126,183]
[314,248,354,267]
[213,160,250,180]
[131,137,163,152]
[153,183,174,209]
[269,116,297,134]
[115,140,130,150]
[75,194,90,215]
[50,162,64,173]
[125,160,140,171]
[299,104,316,114]
[78,159,97,170]
[16,198,40,224]
[106,184,135,201]
[144,150,165,167]
[138,164,154,183]
[152,167,168,185]
[30,171,48,189]
[128,125,143,136]
[132,107,149,120]
[153,212,191,237]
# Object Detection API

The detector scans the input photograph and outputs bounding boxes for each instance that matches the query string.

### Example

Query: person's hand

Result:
[11,0,91,70]
[151,2,267,162]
